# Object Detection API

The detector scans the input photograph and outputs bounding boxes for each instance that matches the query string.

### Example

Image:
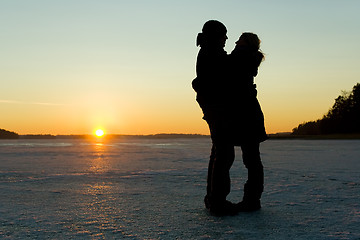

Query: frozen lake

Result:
[0,138,359,239]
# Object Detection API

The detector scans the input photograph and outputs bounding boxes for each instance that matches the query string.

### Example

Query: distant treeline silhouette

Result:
[0,129,19,139]
[292,83,360,135]
[0,131,209,139]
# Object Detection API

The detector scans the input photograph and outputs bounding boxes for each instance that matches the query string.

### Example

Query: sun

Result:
[95,129,105,137]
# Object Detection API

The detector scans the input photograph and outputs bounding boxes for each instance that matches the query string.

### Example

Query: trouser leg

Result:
[206,144,216,197]
[206,143,235,205]
[241,143,264,202]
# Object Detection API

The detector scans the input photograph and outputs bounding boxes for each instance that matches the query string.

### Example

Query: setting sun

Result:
[95,129,105,137]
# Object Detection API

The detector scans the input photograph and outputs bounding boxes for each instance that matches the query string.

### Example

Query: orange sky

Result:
[1,1,360,135]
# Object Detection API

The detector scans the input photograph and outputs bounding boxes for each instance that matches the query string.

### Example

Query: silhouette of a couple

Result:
[192,20,267,216]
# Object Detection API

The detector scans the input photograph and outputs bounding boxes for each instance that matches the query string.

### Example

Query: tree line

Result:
[0,129,19,139]
[292,83,360,135]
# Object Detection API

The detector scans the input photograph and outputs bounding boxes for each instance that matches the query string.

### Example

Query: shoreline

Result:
[1,133,360,140]
[268,133,360,140]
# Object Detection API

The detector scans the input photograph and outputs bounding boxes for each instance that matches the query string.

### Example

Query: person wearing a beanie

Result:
[192,20,239,216]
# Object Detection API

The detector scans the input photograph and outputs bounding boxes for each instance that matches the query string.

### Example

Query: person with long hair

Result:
[228,32,267,211]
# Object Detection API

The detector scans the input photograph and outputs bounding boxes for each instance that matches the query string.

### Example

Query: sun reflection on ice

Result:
[88,142,110,174]
[78,141,118,237]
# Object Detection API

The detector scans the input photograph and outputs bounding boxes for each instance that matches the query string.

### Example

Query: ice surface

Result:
[0,138,359,239]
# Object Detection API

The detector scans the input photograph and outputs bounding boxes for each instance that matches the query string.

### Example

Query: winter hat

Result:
[197,20,227,47]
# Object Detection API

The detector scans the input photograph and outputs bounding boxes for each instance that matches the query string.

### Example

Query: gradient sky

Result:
[1,0,360,135]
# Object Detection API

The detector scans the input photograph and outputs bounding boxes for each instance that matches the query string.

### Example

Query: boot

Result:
[204,196,240,216]
[209,200,240,216]
[236,199,261,212]
[237,181,263,212]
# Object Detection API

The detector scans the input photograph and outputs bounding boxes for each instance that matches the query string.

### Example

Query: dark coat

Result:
[192,45,267,145]
[228,45,267,144]
[192,46,229,115]
[193,46,234,144]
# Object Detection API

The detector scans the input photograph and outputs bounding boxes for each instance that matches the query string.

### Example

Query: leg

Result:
[204,144,216,209]
[204,117,237,215]
[238,142,264,211]
[207,142,235,204]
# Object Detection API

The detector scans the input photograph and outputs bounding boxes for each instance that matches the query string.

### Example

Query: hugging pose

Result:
[192,20,267,216]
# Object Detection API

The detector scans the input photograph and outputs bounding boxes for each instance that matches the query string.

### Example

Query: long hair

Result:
[240,32,265,63]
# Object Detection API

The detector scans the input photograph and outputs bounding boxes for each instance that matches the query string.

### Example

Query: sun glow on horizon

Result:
[95,129,105,137]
